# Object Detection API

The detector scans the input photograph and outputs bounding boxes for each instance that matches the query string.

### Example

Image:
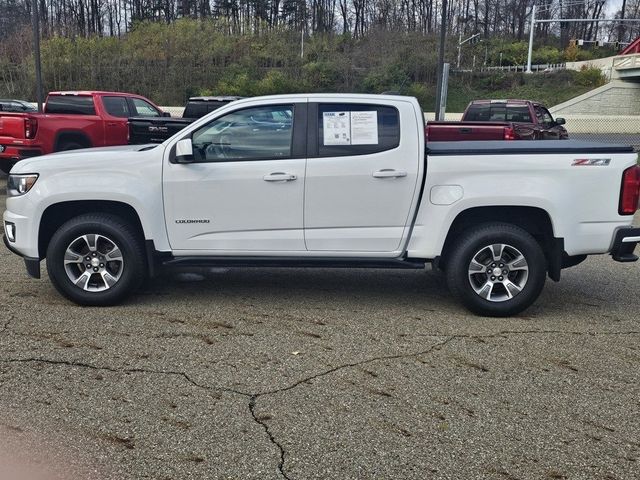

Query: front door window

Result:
[191,105,293,162]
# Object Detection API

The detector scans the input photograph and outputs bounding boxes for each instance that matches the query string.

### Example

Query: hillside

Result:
[0,20,606,109]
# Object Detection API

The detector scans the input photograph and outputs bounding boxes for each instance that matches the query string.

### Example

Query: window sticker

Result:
[350,111,378,145]
[323,111,351,145]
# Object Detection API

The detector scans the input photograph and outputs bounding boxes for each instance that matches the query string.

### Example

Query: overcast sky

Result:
[605,0,623,15]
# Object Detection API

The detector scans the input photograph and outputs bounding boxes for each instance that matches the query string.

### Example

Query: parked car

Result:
[128,96,243,144]
[0,99,37,113]
[3,94,639,316]
[0,91,166,174]
[426,99,568,141]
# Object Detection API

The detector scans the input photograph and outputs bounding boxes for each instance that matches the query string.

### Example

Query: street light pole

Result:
[434,0,448,120]
[31,0,43,112]
[526,4,536,73]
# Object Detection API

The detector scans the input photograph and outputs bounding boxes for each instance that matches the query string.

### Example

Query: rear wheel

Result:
[46,213,146,306]
[446,223,547,317]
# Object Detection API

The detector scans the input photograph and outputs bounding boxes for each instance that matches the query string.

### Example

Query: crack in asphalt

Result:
[1,328,639,479]
[0,336,454,479]
[0,357,251,397]
[494,329,640,336]
[249,395,291,480]
[257,335,455,397]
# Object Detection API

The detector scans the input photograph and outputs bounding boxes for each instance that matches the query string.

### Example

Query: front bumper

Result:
[3,234,41,278]
[610,227,640,262]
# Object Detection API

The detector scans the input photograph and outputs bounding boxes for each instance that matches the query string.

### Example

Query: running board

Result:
[161,256,427,270]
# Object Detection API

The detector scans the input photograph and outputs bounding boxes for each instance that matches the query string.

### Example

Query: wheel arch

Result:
[54,130,92,151]
[38,200,145,259]
[439,206,564,281]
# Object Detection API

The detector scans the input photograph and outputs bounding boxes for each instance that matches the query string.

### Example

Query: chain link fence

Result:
[425,112,640,150]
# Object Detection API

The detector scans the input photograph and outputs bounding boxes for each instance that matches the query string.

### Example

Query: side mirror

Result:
[174,138,194,163]
[162,111,172,117]
[555,117,566,125]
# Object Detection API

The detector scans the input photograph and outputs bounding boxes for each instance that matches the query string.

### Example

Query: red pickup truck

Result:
[0,91,165,173]
[426,99,568,142]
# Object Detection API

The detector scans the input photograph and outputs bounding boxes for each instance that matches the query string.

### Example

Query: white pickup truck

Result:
[3,94,640,316]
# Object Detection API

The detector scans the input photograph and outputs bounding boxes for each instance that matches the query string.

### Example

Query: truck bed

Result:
[426,140,634,155]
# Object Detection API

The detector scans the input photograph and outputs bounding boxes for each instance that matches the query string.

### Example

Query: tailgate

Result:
[128,117,192,144]
[427,122,511,141]
[0,113,27,140]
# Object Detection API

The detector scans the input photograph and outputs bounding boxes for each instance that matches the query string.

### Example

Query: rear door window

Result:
[45,96,96,115]
[316,104,400,157]
[102,96,130,118]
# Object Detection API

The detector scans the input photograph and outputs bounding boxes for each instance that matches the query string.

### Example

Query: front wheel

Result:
[446,223,547,317]
[46,214,146,306]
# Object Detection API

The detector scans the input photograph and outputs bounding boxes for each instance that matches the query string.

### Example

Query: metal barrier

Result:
[480,63,566,73]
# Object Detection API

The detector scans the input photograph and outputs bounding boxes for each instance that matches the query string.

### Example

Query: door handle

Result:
[263,172,297,182]
[106,122,118,127]
[459,127,472,133]
[372,169,407,179]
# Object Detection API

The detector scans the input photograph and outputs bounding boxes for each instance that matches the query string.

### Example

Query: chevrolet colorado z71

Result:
[3,94,639,316]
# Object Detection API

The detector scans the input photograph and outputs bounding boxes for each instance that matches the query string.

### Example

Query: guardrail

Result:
[613,53,640,70]
[479,63,566,73]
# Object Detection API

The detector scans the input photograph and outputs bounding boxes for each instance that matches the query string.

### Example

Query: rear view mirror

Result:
[555,117,566,125]
[174,138,194,163]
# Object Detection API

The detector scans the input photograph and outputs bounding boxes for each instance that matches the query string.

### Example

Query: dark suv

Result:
[0,99,37,113]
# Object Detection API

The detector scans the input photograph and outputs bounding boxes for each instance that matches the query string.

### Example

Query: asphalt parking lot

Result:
[0,176,639,480]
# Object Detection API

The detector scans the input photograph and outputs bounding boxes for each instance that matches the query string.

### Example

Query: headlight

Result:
[7,174,39,196]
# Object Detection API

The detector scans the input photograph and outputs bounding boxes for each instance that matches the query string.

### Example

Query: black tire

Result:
[46,213,146,306]
[57,141,85,152]
[0,159,14,175]
[446,223,547,317]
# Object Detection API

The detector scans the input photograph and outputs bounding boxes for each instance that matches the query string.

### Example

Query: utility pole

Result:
[457,29,463,68]
[526,4,536,73]
[434,0,447,121]
[31,0,44,111]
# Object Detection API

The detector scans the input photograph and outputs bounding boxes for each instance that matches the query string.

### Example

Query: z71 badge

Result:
[572,158,611,166]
